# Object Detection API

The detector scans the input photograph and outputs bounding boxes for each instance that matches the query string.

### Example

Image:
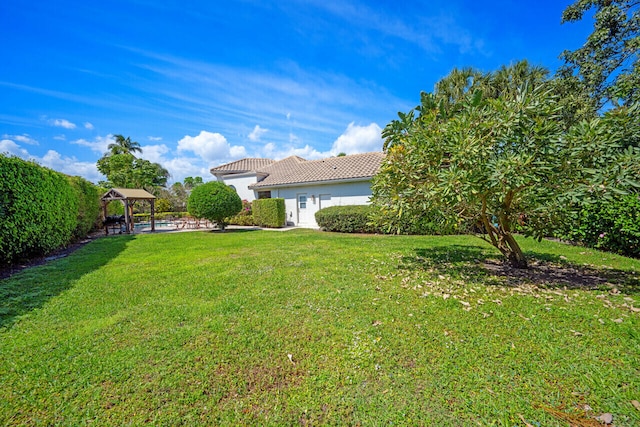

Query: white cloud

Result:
[84,122,94,130]
[230,145,248,158]
[139,144,170,163]
[3,134,38,145]
[330,122,383,155]
[148,136,163,141]
[50,118,77,129]
[54,135,66,141]
[177,130,247,163]
[254,123,382,161]
[248,125,268,142]
[163,156,213,184]
[258,143,324,160]
[0,139,30,157]
[39,150,103,182]
[71,135,114,154]
[262,142,276,157]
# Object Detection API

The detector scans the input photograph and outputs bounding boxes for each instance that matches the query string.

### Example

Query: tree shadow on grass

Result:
[0,235,135,329]
[399,245,640,294]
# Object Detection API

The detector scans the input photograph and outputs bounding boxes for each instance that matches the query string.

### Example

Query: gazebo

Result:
[101,188,156,233]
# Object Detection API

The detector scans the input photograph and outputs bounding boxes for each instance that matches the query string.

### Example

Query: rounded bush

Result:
[315,205,380,233]
[187,181,242,230]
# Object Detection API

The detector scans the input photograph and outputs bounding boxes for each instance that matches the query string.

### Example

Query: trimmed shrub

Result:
[563,194,640,258]
[0,155,78,264]
[67,175,101,238]
[315,205,380,233]
[228,200,255,226]
[187,181,242,230]
[253,198,285,228]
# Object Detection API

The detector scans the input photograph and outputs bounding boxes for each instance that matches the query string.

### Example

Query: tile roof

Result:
[210,158,276,175]
[249,152,384,189]
[102,188,156,200]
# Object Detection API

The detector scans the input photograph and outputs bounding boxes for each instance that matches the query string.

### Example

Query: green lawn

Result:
[1,230,639,426]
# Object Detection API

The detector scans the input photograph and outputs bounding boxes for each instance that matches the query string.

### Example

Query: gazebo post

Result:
[150,199,155,232]
[129,203,134,233]
[124,199,131,234]
[101,201,109,234]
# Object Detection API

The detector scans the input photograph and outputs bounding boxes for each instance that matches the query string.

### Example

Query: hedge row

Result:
[315,205,381,233]
[252,198,285,228]
[561,194,640,259]
[68,176,101,239]
[228,200,256,226]
[0,155,101,265]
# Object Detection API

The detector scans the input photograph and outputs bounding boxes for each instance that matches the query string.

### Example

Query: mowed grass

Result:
[1,230,639,426]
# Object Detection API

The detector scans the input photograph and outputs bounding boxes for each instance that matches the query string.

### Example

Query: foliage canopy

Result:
[97,153,169,191]
[372,62,640,268]
[560,0,640,107]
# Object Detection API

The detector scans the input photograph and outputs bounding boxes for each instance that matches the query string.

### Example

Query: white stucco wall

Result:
[269,180,373,228]
[220,174,259,202]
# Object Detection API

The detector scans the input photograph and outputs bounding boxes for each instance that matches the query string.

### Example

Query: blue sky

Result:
[1,0,593,184]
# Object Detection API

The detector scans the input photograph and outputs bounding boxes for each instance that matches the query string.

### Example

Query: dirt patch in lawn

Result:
[482,258,639,292]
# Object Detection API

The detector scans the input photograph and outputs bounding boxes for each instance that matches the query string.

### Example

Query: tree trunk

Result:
[479,213,529,269]
[503,233,528,269]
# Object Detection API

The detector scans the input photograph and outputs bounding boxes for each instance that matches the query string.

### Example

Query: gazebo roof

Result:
[101,188,156,201]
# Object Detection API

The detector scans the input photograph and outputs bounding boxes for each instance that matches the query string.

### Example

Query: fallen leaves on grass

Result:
[385,254,640,316]
[538,404,605,427]
[595,413,614,424]
[518,414,537,427]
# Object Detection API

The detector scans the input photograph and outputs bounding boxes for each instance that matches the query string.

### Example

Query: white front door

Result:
[296,194,313,226]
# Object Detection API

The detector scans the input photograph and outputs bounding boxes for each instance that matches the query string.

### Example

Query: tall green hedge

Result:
[253,198,285,228]
[0,155,100,265]
[315,205,380,233]
[68,175,101,239]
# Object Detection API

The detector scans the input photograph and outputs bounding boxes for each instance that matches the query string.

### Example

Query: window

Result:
[257,191,271,199]
[299,195,307,209]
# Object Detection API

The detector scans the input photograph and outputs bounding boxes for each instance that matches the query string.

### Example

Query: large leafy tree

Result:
[98,134,169,191]
[108,134,143,156]
[97,153,169,191]
[560,0,640,107]
[183,176,204,189]
[170,177,205,211]
[372,63,640,268]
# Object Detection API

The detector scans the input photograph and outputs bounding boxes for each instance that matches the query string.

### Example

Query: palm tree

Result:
[108,134,142,156]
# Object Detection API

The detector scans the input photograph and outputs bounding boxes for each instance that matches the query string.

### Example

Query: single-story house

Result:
[210,152,384,228]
